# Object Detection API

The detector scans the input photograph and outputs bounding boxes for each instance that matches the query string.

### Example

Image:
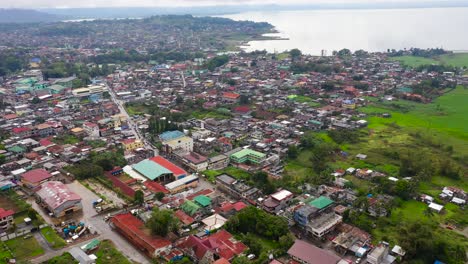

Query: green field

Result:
[95,240,132,264]
[390,56,439,67]
[40,226,66,249]
[390,53,468,68]
[0,236,45,261]
[203,166,252,182]
[360,86,468,157]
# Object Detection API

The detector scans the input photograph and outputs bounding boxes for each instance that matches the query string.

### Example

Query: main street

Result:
[106,84,158,155]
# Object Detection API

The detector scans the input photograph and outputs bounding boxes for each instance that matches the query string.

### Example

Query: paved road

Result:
[107,84,158,155]
[31,181,151,264]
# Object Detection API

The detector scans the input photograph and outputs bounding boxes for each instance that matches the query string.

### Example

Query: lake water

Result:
[222,8,468,55]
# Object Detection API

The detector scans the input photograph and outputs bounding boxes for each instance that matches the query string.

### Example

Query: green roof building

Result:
[230,148,266,164]
[132,159,172,181]
[308,196,334,210]
[194,195,211,207]
[8,145,26,154]
[181,200,201,216]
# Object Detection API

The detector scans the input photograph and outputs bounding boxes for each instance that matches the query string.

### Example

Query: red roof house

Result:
[177,229,247,262]
[21,169,52,188]
[287,240,341,264]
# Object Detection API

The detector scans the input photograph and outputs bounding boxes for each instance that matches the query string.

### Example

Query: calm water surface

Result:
[222,8,468,55]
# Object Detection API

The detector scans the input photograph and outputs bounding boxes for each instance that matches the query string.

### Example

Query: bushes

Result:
[225,206,289,240]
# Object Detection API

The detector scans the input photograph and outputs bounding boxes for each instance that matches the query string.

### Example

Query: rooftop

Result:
[133,159,172,181]
[21,169,52,183]
[160,130,185,142]
[288,240,341,264]
[271,189,293,201]
[150,156,187,177]
[309,196,334,210]
[230,148,266,159]
[36,181,81,210]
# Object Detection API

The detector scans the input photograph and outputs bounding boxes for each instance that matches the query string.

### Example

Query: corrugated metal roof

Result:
[132,159,171,180]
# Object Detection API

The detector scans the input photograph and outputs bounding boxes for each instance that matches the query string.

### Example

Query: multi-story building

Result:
[216,174,260,200]
[0,208,15,230]
[121,138,144,152]
[230,148,266,164]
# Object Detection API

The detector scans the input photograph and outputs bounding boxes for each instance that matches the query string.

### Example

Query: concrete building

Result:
[262,189,294,214]
[163,136,193,153]
[83,122,100,138]
[207,154,229,170]
[121,138,144,152]
[35,181,82,217]
[230,148,266,164]
[215,174,260,200]
[164,174,199,194]
[0,208,15,230]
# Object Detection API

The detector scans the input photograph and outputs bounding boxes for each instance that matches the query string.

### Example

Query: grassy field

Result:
[288,95,321,107]
[203,166,252,182]
[42,252,78,264]
[390,52,468,68]
[40,226,66,249]
[191,110,231,120]
[0,236,45,261]
[390,56,439,67]
[95,240,132,264]
[360,86,468,157]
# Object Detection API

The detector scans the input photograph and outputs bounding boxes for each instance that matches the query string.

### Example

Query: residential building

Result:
[121,138,144,152]
[177,229,247,262]
[83,122,100,138]
[0,208,14,230]
[262,189,294,214]
[215,174,260,200]
[21,168,52,188]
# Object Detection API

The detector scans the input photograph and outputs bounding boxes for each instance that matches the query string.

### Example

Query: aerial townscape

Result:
[0,3,467,264]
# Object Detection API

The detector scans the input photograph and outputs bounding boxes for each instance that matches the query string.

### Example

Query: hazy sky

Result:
[0,0,453,9]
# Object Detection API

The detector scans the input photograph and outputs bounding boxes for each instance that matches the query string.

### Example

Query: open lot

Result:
[0,236,45,261]
[40,227,66,249]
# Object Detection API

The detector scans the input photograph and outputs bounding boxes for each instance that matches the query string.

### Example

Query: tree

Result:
[175,95,184,105]
[31,97,41,104]
[239,94,250,105]
[155,192,165,201]
[289,48,302,60]
[134,190,144,205]
[337,48,352,57]
[27,209,38,221]
[287,145,299,159]
[252,171,268,185]
[146,208,179,237]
